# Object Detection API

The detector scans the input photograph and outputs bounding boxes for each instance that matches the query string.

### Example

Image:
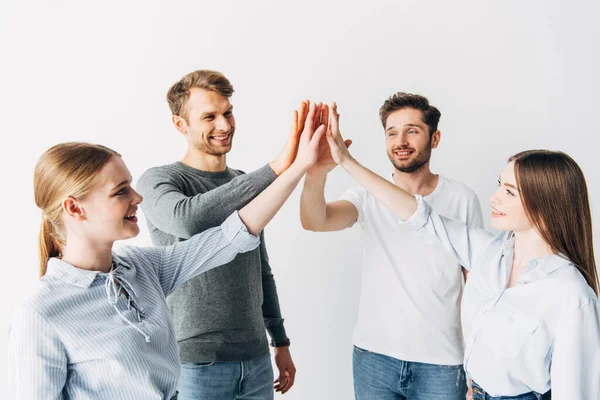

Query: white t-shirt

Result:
[341,175,483,365]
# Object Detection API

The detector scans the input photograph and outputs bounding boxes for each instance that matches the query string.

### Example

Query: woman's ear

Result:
[62,196,86,222]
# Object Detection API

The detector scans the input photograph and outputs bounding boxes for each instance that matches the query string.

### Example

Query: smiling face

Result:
[384,108,440,173]
[175,87,236,156]
[490,161,532,232]
[67,156,143,244]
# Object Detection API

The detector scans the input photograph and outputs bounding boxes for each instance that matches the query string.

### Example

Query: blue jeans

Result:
[353,346,467,400]
[472,381,551,400]
[177,353,274,400]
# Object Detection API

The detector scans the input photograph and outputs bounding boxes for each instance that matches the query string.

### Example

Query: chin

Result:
[491,218,508,231]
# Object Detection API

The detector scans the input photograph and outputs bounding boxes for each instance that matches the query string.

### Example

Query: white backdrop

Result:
[1,1,598,398]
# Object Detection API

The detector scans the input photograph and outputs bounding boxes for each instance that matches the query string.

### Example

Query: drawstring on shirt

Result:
[104,264,151,343]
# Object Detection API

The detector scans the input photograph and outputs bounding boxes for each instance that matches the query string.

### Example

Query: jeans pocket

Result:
[181,361,216,369]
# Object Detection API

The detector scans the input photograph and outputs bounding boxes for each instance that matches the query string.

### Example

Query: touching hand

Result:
[274,347,296,394]
[291,102,327,172]
[270,100,310,176]
[325,102,353,166]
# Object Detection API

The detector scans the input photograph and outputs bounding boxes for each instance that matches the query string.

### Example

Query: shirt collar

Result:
[45,253,133,289]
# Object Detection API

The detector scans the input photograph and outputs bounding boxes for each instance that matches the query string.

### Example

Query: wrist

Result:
[340,155,357,170]
[305,168,329,180]
[268,160,285,176]
[271,338,291,348]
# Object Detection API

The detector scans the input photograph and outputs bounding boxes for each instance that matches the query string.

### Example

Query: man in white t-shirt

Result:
[300,93,483,399]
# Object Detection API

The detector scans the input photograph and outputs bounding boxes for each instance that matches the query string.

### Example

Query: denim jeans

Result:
[353,346,467,399]
[472,381,551,400]
[177,353,274,400]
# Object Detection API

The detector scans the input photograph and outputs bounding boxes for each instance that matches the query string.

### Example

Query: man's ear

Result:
[431,130,441,149]
[172,115,188,135]
[62,196,86,222]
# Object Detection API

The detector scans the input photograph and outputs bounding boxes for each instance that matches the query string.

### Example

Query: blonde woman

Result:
[8,103,326,399]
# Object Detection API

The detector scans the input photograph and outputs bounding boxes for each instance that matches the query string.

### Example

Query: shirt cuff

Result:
[221,211,261,253]
[250,164,278,189]
[265,318,288,344]
[398,195,431,229]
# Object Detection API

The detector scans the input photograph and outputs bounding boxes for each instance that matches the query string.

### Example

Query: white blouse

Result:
[405,196,600,399]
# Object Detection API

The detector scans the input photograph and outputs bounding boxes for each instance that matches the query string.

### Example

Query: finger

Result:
[330,102,340,135]
[290,110,299,137]
[297,101,309,133]
[279,371,291,394]
[321,104,329,130]
[309,124,327,150]
[285,370,296,393]
[302,103,317,142]
[312,102,322,129]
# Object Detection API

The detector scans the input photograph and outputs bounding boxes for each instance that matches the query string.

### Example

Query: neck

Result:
[61,237,114,273]
[513,228,554,266]
[182,147,227,172]
[392,163,438,196]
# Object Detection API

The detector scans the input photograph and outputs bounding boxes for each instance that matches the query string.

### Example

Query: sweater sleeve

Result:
[137,164,276,239]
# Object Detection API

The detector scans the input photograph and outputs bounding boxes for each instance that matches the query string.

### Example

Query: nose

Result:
[215,115,231,132]
[489,187,502,205]
[132,188,143,205]
[398,132,409,146]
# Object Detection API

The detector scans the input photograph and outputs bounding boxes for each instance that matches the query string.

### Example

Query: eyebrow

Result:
[499,177,519,190]
[386,123,423,132]
[200,106,233,118]
[111,179,131,191]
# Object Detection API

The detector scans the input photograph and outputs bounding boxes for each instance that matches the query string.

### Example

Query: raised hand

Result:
[291,102,327,172]
[325,102,353,167]
[270,100,310,175]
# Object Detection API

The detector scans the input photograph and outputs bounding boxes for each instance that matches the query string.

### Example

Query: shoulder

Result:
[551,261,598,310]
[16,278,70,322]
[439,176,478,199]
[137,163,187,187]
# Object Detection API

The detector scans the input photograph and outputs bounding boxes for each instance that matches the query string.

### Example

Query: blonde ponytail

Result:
[38,217,63,277]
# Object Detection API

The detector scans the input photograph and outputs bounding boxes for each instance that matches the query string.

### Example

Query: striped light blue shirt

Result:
[8,212,259,400]
[405,196,600,399]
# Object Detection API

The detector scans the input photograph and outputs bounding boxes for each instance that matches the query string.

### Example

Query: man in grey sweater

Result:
[137,70,307,399]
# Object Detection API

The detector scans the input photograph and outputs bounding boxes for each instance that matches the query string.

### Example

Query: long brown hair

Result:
[34,142,120,277]
[510,150,598,295]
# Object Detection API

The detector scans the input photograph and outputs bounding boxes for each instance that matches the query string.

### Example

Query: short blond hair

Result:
[166,70,234,121]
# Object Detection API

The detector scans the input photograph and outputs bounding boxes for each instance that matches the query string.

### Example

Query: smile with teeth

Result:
[492,207,506,216]
[210,134,230,141]
[124,211,137,220]
[394,149,414,156]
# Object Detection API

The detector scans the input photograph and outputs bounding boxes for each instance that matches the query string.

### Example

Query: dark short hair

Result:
[379,93,441,137]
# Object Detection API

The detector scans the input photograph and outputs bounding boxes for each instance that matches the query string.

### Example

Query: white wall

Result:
[1,0,598,398]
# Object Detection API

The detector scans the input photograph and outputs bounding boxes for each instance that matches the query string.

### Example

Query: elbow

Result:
[300,218,322,232]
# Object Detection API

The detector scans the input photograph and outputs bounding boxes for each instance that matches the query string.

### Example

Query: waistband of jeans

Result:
[472,381,550,399]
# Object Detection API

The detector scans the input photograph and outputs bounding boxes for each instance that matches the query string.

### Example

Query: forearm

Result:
[299,171,328,231]
[341,157,417,220]
[238,164,305,236]
[139,165,276,238]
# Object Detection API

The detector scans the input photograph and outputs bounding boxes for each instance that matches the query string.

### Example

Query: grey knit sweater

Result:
[136,162,287,362]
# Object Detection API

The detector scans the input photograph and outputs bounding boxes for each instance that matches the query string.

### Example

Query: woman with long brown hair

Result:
[324,103,599,400]
[7,103,326,399]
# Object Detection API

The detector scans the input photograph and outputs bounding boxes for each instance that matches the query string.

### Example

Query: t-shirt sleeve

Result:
[339,187,365,224]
